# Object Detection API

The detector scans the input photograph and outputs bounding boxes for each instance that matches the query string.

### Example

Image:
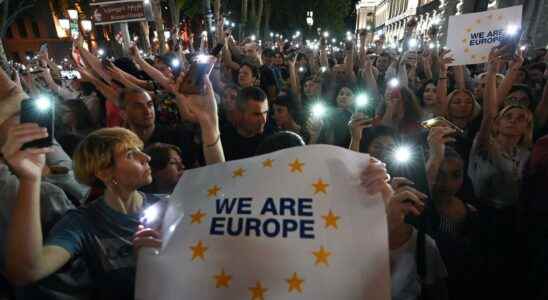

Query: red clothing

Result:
[106,101,123,127]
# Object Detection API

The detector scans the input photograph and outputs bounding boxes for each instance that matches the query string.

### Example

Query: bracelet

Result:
[206,135,220,148]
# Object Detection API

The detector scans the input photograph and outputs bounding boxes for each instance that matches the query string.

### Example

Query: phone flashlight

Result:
[171,58,181,68]
[392,145,413,165]
[20,95,55,149]
[320,66,327,73]
[520,45,527,51]
[299,66,305,73]
[311,102,327,119]
[388,78,400,89]
[323,31,329,38]
[196,54,209,64]
[140,204,160,226]
[429,43,435,49]
[97,48,105,57]
[355,94,369,108]
[251,35,256,41]
[408,38,418,49]
[505,24,520,36]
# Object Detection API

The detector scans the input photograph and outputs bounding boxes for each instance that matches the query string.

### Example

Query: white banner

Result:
[447,5,523,66]
[135,145,390,300]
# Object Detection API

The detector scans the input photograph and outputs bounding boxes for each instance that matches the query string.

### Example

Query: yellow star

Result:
[289,159,305,173]
[322,210,341,229]
[466,28,472,33]
[462,38,468,44]
[190,240,208,261]
[207,185,221,197]
[213,269,232,288]
[475,19,481,24]
[464,48,470,53]
[471,54,477,59]
[312,246,332,266]
[262,159,274,168]
[312,178,329,195]
[285,272,304,293]
[481,55,487,60]
[249,281,268,300]
[190,210,207,224]
[232,167,246,178]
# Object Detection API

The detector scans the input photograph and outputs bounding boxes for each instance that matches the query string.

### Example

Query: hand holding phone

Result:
[19,96,55,149]
[179,55,215,95]
[421,116,463,135]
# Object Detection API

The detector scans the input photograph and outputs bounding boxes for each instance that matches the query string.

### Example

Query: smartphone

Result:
[20,97,55,149]
[179,55,214,95]
[498,28,522,60]
[421,116,464,135]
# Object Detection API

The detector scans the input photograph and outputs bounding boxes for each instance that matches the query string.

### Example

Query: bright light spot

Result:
[251,34,256,41]
[346,31,352,36]
[520,45,527,51]
[298,66,305,73]
[505,24,520,36]
[141,205,160,225]
[26,56,30,60]
[270,32,274,37]
[398,47,403,53]
[320,66,327,73]
[201,31,207,37]
[171,58,180,68]
[408,38,418,49]
[392,145,413,164]
[388,78,400,88]
[231,22,236,27]
[323,31,329,38]
[311,102,327,119]
[432,16,441,25]
[35,96,52,111]
[425,118,437,127]
[332,38,337,43]
[195,54,209,64]
[169,224,176,233]
[296,31,301,36]
[429,43,435,49]
[366,25,372,31]
[347,36,353,41]
[97,49,105,56]
[210,26,216,32]
[224,19,230,26]
[164,31,171,39]
[355,94,369,107]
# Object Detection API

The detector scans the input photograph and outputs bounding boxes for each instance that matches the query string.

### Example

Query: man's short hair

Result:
[117,87,148,109]
[73,127,143,188]
[240,62,260,79]
[236,87,267,111]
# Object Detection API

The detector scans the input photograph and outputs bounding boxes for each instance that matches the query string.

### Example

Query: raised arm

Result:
[77,65,118,101]
[476,47,503,150]
[39,68,79,100]
[130,45,176,94]
[496,49,524,107]
[222,41,241,71]
[3,125,71,285]
[437,49,454,117]
[288,54,301,102]
[75,38,112,84]
[344,46,357,83]
[175,76,225,164]
[425,126,456,190]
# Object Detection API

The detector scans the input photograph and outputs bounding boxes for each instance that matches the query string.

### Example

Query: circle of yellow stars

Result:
[190,157,343,298]
[462,13,509,63]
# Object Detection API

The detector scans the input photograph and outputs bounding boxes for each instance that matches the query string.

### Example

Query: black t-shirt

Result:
[220,123,275,161]
[260,65,278,93]
[147,125,202,168]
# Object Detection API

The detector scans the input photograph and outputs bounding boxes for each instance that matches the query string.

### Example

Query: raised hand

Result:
[439,49,455,72]
[427,126,456,160]
[348,112,373,141]
[1,123,52,181]
[387,177,426,231]
[360,157,393,205]
[175,75,218,126]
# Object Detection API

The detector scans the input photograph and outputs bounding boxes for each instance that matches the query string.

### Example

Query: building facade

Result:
[356,0,548,47]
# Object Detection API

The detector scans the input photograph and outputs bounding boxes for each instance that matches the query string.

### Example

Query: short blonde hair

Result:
[73,127,143,188]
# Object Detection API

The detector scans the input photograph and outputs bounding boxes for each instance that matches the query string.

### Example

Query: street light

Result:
[306,11,314,27]
[81,20,92,33]
[67,9,78,20]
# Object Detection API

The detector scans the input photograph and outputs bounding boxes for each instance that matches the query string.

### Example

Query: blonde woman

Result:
[467,47,533,299]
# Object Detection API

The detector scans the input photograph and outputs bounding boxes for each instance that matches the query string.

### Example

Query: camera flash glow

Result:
[251,35,256,41]
[408,38,418,49]
[171,58,180,67]
[311,103,327,119]
[141,205,160,225]
[296,31,301,36]
[270,32,274,37]
[355,94,369,107]
[97,49,105,56]
[320,66,327,73]
[505,24,519,36]
[323,31,329,38]
[388,78,400,88]
[393,145,412,164]
[332,38,337,43]
[299,66,305,73]
[35,96,51,111]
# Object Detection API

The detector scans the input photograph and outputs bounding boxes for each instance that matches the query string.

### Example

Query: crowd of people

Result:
[0,14,547,300]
